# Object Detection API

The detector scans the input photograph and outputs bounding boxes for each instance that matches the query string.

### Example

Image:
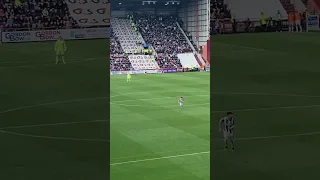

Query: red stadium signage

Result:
[66,0,110,27]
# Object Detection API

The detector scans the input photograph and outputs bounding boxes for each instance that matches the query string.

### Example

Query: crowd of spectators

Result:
[211,0,231,20]
[111,13,199,71]
[0,0,77,30]
[132,14,193,69]
[110,30,132,71]
[156,53,182,69]
[134,14,192,54]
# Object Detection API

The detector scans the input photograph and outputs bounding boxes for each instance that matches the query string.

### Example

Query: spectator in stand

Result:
[211,0,231,20]
[132,13,193,69]
[215,19,222,34]
[111,13,199,71]
[210,0,231,34]
[0,0,77,31]
[110,30,132,71]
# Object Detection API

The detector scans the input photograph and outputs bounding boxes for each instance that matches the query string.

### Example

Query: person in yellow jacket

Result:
[260,12,267,31]
[54,36,67,64]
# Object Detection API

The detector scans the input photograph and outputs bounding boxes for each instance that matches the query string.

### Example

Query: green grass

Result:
[110,72,210,180]
[0,39,109,180]
[211,33,320,179]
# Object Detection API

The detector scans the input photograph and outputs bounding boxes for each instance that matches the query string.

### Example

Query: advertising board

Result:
[1,27,109,43]
[308,15,319,30]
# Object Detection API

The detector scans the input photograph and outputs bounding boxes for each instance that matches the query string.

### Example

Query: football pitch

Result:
[211,33,320,179]
[0,39,109,179]
[110,73,210,180]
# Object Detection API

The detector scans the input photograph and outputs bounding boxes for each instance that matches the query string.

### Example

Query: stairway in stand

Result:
[279,0,295,13]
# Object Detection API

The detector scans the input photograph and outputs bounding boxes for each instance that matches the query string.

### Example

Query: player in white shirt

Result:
[219,112,235,151]
[178,97,184,108]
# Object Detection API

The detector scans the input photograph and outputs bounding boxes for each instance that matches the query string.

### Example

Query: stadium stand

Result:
[110,30,132,71]
[279,0,296,13]
[211,0,231,20]
[110,13,202,70]
[0,0,77,30]
[133,13,193,68]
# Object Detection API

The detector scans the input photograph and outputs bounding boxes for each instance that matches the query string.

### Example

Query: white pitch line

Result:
[211,104,320,113]
[0,119,108,130]
[110,151,209,166]
[236,131,320,141]
[211,92,320,98]
[111,92,320,107]
[111,94,209,103]
[212,42,267,51]
[1,57,105,68]
[111,146,209,161]
[0,96,109,114]
[0,129,108,142]
[0,90,205,114]
[113,102,209,107]
[112,130,320,166]
[211,131,320,142]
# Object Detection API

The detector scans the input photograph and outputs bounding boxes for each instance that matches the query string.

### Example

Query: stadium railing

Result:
[211,17,291,34]
[210,13,319,34]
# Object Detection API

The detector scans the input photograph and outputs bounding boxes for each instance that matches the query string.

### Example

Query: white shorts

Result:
[223,131,234,140]
[179,103,183,106]
[295,21,301,25]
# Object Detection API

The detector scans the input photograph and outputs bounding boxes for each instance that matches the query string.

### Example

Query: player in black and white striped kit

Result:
[219,112,235,151]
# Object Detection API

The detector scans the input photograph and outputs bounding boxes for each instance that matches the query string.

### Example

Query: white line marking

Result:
[211,104,320,113]
[111,94,209,106]
[212,42,267,51]
[212,92,320,98]
[0,90,205,114]
[211,92,320,113]
[212,49,264,57]
[0,60,30,64]
[1,57,105,68]
[0,129,108,142]
[111,130,320,165]
[110,151,209,166]
[212,131,320,141]
[0,96,109,114]
[236,131,320,140]
[111,146,209,161]
[0,119,108,130]
[113,102,209,107]
[111,94,209,103]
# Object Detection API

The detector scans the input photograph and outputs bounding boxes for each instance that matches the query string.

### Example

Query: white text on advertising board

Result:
[5,32,31,42]
[35,30,60,40]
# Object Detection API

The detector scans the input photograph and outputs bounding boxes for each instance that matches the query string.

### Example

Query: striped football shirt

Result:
[221,117,235,133]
